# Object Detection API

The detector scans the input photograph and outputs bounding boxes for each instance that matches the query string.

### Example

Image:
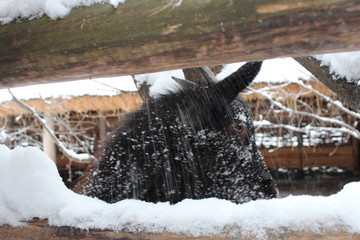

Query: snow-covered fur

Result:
[77,62,278,204]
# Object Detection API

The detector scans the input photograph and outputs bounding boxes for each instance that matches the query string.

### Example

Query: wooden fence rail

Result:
[262,144,359,173]
[2,0,360,88]
[1,219,359,240]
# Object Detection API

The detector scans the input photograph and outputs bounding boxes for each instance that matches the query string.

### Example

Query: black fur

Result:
[81,61,278,204]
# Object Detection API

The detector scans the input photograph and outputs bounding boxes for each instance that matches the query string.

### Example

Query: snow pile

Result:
[135,69,185,98]
[0,0,126,25]
[1,145,360,238]
[314,51,360,85]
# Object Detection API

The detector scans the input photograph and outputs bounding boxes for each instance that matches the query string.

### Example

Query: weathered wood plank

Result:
[295,56,360,112]
[0,219,359,240]
[262,145,356,171]
[0,220,225,240]
[55,145,357,172]
[1,0,360,88]
[262,147,302,168]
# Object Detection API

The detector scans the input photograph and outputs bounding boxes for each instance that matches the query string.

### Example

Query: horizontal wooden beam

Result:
[1,0,360,88]
[1,219,359,240]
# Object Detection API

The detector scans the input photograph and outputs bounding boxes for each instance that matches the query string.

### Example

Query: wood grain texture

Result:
[2,0,360,87]
[295,56,360,112]
[0,219,359,240]
[262,145,357,171]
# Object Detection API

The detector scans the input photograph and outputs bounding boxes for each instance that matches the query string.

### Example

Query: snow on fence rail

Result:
[0,145,360,240]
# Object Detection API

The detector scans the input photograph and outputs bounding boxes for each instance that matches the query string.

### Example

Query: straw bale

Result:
[0,93,143,117]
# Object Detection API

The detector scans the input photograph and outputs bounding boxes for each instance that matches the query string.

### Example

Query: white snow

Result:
[0,0,126,25]
[314,51,360,85]
[173,0,183,7]
[134,69,185,98]
[1,144,359,238]
[134,58,313,98]
[0,76,137,103]
[216,58,313,83]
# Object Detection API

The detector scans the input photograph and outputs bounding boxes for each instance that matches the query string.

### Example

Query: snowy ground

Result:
[0,145,359,239]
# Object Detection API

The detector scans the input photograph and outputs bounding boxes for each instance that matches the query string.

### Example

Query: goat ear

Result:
[172,76,199,90]
[214,61,262,102]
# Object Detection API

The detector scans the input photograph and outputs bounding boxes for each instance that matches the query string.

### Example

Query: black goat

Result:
[75,61,278,204]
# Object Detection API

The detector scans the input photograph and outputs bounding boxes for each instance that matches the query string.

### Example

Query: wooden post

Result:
[3,116,15,146]
[98,111,107,150]
[353,123,360,174]
[297,132,306,179]
[42,113,57,163]
[352,137,359,174]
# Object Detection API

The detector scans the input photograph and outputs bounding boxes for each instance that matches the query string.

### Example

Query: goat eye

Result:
[235,124,243,131]
[227,121,246,135]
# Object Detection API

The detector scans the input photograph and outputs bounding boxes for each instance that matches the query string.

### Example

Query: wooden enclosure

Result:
[262,144,358,172]
[2,0,360,239]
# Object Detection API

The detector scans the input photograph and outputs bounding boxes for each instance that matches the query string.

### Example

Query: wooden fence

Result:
[262,143,359,173]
